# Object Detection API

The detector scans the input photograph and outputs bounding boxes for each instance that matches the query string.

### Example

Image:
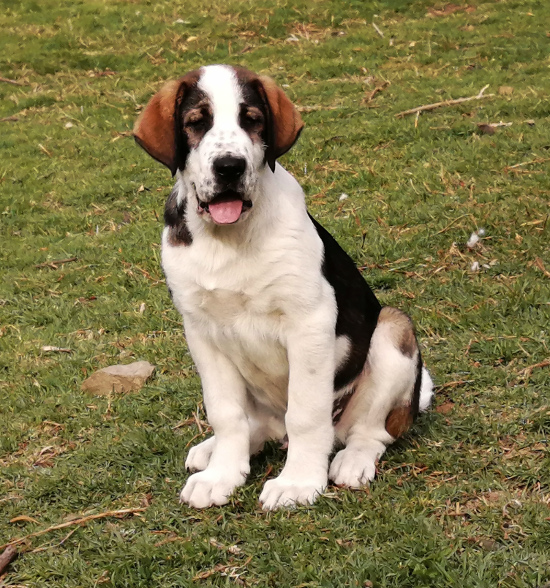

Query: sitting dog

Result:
[134,64,433,510]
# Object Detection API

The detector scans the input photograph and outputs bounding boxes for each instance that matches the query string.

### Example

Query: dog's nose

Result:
[213,156,246,182]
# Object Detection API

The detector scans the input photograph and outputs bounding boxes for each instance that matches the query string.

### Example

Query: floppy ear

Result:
[258,76,304,172]
[133,80,181,175]
[133,72,199,175]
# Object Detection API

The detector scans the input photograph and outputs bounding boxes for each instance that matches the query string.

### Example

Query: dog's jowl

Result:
[134,64,434,510]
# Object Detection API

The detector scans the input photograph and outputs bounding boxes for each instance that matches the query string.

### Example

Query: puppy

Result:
[134,64,433,510]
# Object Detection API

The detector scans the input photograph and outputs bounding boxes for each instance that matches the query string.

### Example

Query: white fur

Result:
[160,65,433,509]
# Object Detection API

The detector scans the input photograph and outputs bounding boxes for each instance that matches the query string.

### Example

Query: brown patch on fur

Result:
[385,405,413,438]
[378,306,417,358]
[133,70,200,173]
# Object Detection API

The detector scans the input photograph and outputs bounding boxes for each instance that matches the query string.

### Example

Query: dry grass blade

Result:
[534,257,550,278]
[192,555,253,581]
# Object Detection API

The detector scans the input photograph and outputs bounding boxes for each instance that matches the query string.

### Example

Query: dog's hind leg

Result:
[329,307,433,487]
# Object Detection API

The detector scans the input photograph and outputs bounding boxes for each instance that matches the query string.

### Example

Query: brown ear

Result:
[133,71,200,175]
[133,80,181,174]
[258,76,304,172]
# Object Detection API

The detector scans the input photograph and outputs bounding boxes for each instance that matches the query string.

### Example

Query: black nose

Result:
[213,156,246,182]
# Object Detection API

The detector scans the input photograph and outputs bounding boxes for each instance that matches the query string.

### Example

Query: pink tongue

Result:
[208,198,243,224]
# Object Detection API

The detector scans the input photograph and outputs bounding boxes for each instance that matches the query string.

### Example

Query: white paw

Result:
[259,475,326,510]
[329,448,378,488]
[185,437,216,472]
[179,468,247,509]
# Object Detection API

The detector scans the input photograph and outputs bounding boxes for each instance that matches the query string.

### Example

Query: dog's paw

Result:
[185,437,216,472]
[259,475,326,510]
[329,447,378,488]
[180,468,248,509]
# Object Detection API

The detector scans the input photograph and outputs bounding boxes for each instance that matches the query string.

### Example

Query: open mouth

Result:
[197,190,253,225]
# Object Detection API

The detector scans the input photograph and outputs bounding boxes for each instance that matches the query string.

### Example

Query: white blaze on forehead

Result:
[198,65,242,125]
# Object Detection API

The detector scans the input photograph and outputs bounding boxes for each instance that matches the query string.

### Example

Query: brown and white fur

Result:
[134,64,433,510]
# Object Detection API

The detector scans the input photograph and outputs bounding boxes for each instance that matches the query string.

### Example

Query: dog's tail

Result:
[418,367,434,412]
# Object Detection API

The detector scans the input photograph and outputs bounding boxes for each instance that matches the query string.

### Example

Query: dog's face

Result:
[134,65,303,225]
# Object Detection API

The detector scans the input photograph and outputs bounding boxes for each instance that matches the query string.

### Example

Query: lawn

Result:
[1,0,549,586]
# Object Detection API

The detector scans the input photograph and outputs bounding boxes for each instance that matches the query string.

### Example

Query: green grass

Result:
[1,0,549,586]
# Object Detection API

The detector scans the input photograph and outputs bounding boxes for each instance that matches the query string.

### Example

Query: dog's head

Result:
[134,65,303,225]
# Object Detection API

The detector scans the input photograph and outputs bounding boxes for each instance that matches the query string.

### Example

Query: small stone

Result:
[81,361,155,395]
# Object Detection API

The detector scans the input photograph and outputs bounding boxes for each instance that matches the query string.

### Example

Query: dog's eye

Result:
[184,110,210,130]
[240,107,264,131]
[245,111,262,123]
[186,116,205,129]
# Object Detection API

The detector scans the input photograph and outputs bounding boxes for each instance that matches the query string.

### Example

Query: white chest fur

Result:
[161,167,334,412]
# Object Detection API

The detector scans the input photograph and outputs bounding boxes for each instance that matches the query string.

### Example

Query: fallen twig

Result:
[396,85,494,118]
[0,76,26,86]
[41,346,73,354]
[0,507,146,550]
[35,257,78,269]
[1,116,19,122]
[363,81,390,104]
[504,157,550,173]
[0,546,18,575]
[516,359,550,381]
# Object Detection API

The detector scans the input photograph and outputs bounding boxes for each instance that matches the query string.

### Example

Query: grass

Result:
[1,0,549,586]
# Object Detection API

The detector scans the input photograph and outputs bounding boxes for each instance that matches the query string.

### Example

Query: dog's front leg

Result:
[180,319,250,509]
[260,321,335,510]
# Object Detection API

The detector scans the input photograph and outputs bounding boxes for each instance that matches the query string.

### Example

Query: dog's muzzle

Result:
[195,156,252,225]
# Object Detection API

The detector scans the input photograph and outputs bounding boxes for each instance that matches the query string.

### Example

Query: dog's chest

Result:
[163,238,292,407]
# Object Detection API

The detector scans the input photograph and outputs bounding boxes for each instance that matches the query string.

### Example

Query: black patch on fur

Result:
[238,78,273,169]
[174,84,210,172]
[411,350,422,421]
[164,186,192,246]
[309,214,382,391]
